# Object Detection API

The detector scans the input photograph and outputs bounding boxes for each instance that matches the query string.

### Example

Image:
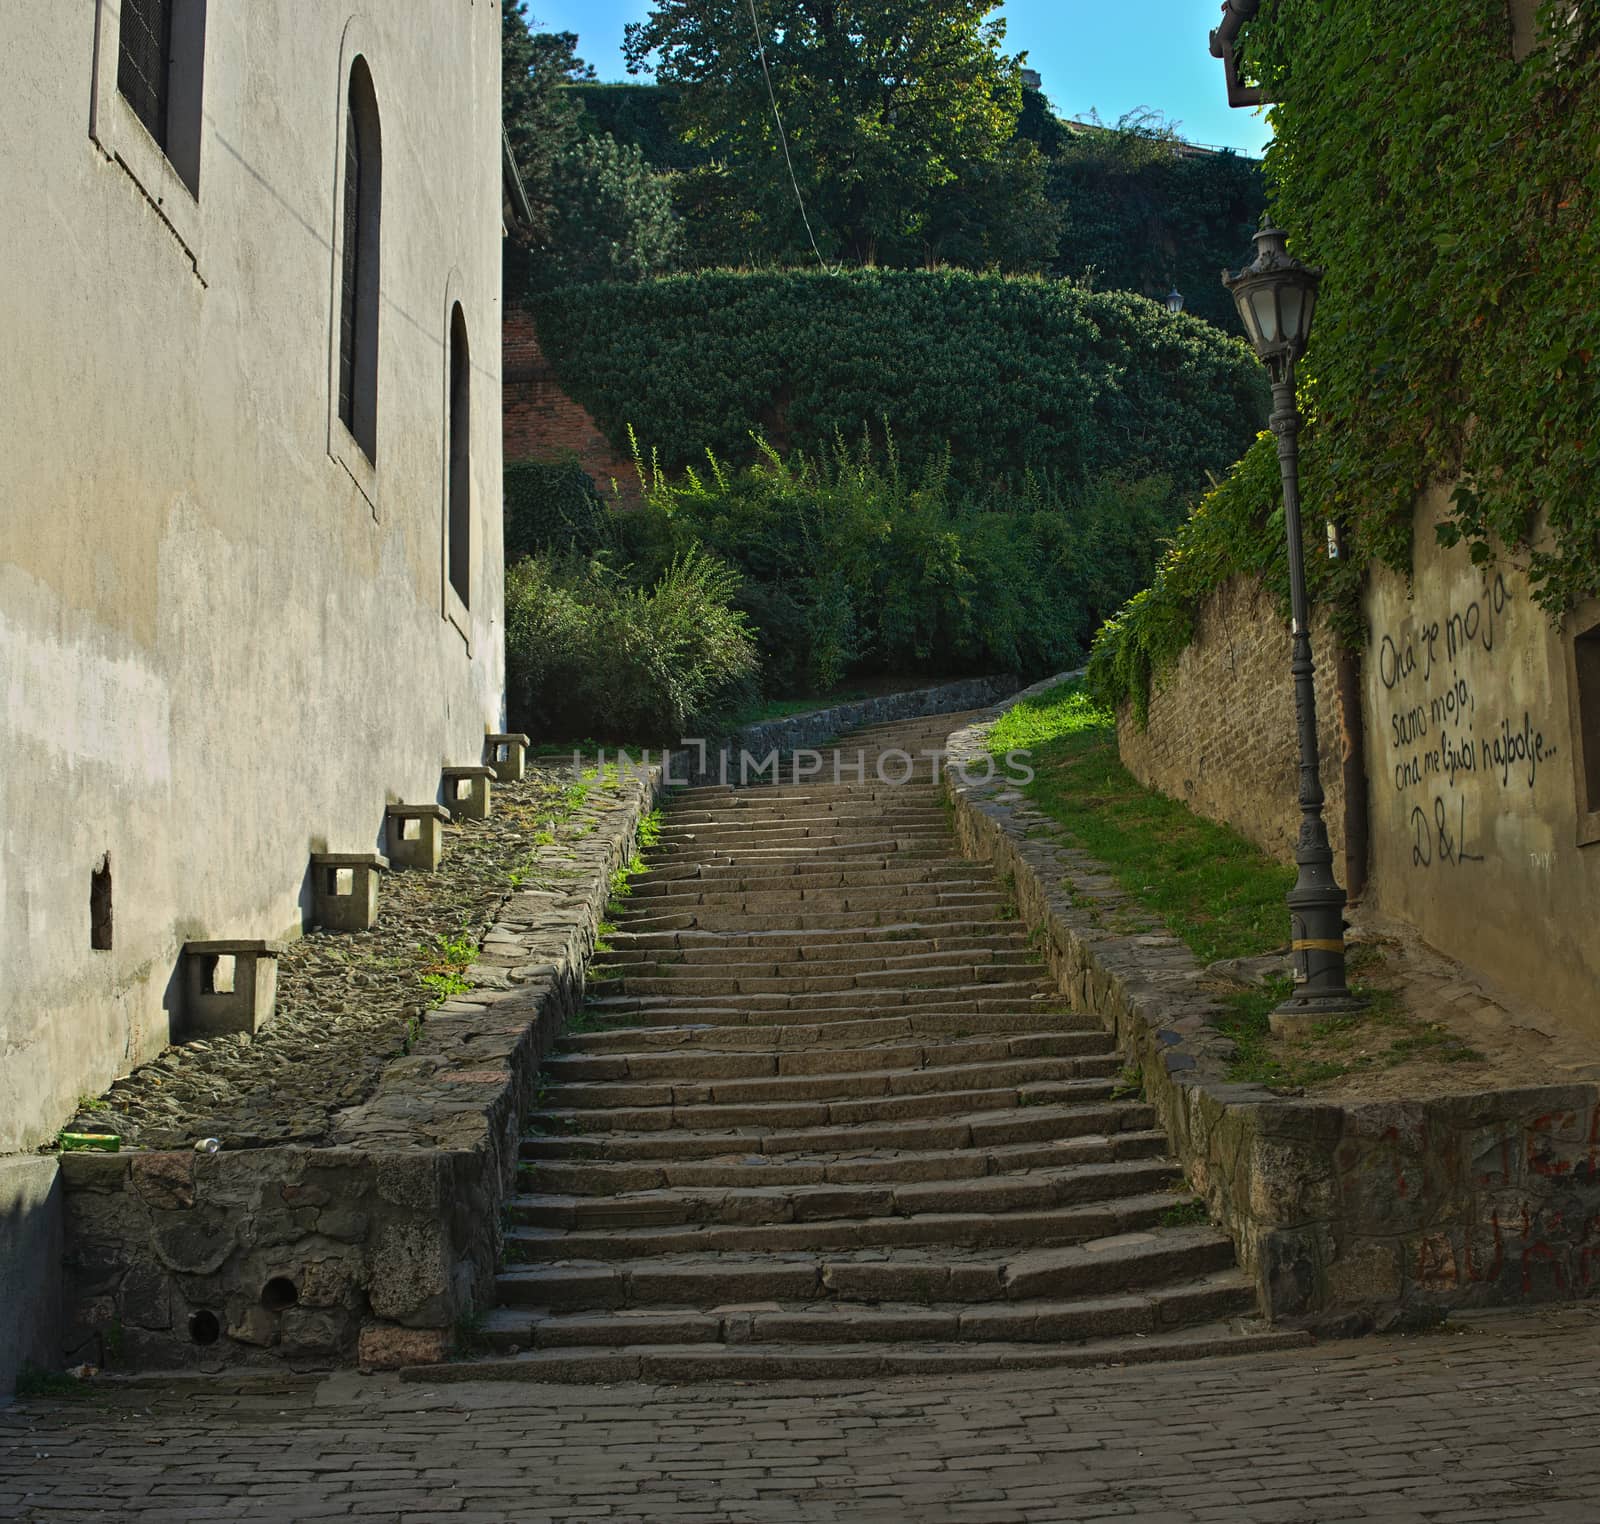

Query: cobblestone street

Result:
[3,1308,1598,1523]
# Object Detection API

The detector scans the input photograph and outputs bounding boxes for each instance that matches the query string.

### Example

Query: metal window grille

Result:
[338,105,362,432]
[117,0,173,146]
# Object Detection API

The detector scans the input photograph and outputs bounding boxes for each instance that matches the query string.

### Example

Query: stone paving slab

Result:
[3,1307,1598,1521]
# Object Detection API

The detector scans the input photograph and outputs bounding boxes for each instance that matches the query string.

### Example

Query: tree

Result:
[534,136,684,289]
[502,4,595,244]
[623,0,1055,270]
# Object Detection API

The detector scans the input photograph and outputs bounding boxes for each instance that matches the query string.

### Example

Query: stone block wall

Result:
[502,309,641,498]
[946,683,1600,1331]
[1115,573,1346,869]
[58,763,664,1373]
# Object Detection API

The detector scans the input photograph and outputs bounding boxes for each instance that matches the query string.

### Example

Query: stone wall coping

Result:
[311,852,390,870]
[943,672,1600,1329]
[441,765,496,779]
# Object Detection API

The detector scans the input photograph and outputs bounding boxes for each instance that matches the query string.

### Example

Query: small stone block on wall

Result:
[311,853,388,932]
[485,733,530,783]
[442,766,494,821]
[183,940,282,1039]
[385,804,452,872]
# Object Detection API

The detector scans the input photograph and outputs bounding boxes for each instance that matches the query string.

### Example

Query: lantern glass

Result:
[1167,287,1184,314]
[1250,287,1281,345]
[1279,284,1305,347]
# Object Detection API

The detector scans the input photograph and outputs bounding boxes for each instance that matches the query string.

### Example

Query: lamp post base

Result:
[1269,988,1370,1038]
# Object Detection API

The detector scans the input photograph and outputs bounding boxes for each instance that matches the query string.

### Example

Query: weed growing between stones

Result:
[1110,1065,1144,1102]
[1160,1199,1211,1228]
[419,931,477,1001]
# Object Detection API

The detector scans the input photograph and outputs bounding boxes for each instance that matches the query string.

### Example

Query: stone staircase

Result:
[413,711,1307,1381]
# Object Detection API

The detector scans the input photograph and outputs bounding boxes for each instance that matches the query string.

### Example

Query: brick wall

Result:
[502,308,641,499]
[1115,573,1347,870]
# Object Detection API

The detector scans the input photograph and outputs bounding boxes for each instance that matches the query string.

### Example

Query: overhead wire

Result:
[744,0,832,271]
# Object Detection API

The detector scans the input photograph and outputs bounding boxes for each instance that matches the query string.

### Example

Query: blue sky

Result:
[530,0,1271,157]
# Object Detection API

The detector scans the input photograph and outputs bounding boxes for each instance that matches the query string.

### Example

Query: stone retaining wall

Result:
[945,677,1600,1331]
[59,764,664,1373]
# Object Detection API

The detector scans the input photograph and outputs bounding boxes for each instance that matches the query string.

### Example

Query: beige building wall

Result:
[1362,490,1600,1029]
[1,2,507,1153]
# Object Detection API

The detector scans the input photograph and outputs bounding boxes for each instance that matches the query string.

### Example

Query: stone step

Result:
[603,924,1032,954]
[657,807,951,832]
[615,886,1004,918]
[591,935,1035,969]
[557,1009,1106,1054]
[407,1319,1309,1384]
[532,1075,1118,1135]
[493,1223,1238,1310]
[544,1029,1112,1082]
[593,961,1049,999]
[611,907,1022,935]
[631,862,987,893]
[541,1052,1120,1112]
[484,1269,1253,1353]
[503,1187,1187,1261]
[583,980,1055,1015]
[519,1128,1171,1195]
[522,1096,1155,1162]
[508,1157,1181,1231]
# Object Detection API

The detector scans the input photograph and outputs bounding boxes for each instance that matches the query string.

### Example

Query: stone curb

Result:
[943,675,1600,1331]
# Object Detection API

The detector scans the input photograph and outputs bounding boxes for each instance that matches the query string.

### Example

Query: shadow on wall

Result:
[0,1156,64,1396]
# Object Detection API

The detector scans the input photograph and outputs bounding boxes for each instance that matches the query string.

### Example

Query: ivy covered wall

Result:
[1090,1,1600,715]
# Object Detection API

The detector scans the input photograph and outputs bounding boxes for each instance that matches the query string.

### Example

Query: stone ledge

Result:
[59,763,664,1373]
[944,674,1600,1331]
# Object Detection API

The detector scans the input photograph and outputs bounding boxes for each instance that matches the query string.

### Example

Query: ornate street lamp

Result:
[1223,222,1365,1030]
[1166,286,1185,314]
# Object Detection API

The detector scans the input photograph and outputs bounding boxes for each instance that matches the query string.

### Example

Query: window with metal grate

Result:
[338,59,382,462]
[117,0,173,147]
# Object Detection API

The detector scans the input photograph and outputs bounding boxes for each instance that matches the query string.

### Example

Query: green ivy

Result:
[1088,1,1600,716]
[526,268,1269,497]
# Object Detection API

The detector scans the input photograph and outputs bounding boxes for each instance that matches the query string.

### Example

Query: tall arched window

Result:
[447,304,471,609]
[338,58,381,461]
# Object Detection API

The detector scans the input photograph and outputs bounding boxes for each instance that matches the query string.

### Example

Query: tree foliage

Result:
[534,135,683,289]
[621,0,1057,269]
[501,4,594,244]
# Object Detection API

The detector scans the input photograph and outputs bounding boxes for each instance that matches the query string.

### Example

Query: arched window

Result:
[338,58,381,461]
[447,304,471,609]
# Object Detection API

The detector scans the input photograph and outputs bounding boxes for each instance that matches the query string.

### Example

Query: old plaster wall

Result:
[0,8,505,1152]
[1116,573,1347,871]
[1362,491,1600,1029]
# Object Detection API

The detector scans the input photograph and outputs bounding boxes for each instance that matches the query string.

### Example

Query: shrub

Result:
[525,268,1269,495]
[503,456,611,563]
[504,548,758,742]
[619,432,1188,696]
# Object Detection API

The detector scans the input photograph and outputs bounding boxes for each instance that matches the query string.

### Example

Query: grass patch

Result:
[14,1364,95,1402]
[419,930,477,1002]
[994,679,1488,1092]
[990,681,1291,967]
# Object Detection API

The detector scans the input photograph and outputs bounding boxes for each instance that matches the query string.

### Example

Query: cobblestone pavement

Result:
[3,1308,1598,1522]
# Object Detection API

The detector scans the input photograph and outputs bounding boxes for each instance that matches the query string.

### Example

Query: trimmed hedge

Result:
[525,269,1269,494]
[503,458,610,563]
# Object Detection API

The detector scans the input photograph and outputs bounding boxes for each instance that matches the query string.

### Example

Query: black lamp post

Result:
[1166,286,1185,314]
[1223,222,1365,1030]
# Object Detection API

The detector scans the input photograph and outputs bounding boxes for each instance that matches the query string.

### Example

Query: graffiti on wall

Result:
[1375,573,1557,869]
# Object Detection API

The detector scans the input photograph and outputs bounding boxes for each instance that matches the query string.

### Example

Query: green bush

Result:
[504,548,758,741]
[616,432,1187,697]
[525,269,1269,495]
[503,457,610,563]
